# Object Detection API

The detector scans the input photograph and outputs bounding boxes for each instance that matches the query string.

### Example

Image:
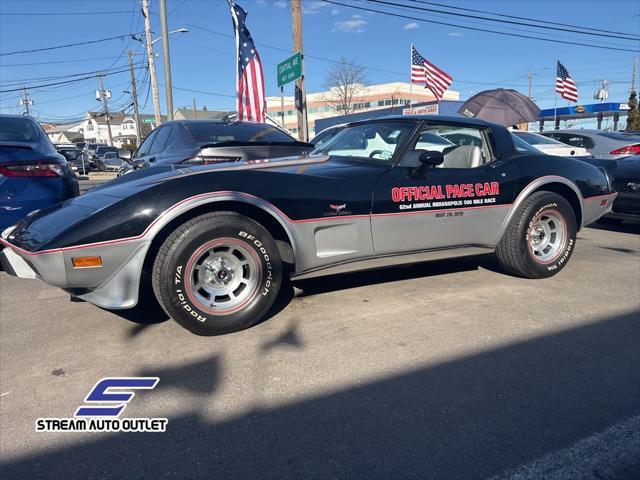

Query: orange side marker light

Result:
[72,256,103,268]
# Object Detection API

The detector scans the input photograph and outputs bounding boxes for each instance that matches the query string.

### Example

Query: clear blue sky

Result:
[1,0,639,124]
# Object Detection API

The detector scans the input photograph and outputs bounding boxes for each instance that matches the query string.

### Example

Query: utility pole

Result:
[128,50,142,146]
[20,87,32,115]
[192,98,197,119]
[632,55,637,93]
[142,0,162,125]
[290,0,308,142]
[97,75,114,147]
[527,71,533,99]
[159,0,174,121]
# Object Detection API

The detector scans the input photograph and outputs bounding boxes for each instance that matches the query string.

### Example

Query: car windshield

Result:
[0,117,39,142]
[185,122,297,145]
[514,132,564,145]
[314,121,416,163]
[512,134,541,153]
[311,126,345,149]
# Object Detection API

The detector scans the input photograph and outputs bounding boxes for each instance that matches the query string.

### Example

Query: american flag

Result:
[411,45,452,101]
[556,61,578,103]
[229,1,265,122]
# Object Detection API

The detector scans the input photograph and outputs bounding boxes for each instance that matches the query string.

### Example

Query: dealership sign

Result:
[403,104,439,116]
[35,377,167,433]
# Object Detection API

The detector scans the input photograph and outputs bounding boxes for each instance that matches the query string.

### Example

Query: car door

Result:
[144,125,174,166]
[371,123,514,255]
[131,128,160,168]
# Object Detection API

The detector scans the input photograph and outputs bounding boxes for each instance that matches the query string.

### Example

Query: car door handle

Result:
[148,156,156,163]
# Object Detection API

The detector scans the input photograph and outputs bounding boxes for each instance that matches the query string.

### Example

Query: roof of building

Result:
[46,122,83,133]
[87,111,166,125]
[174,108,231,120]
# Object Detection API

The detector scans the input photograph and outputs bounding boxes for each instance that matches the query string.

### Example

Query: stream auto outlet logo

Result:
[36,377,168,433]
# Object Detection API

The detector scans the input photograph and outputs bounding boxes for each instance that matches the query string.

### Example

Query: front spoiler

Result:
[0,247,37,279]
[0,236,148,309]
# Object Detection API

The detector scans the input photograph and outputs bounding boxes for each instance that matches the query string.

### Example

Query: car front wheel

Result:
[152,212,282,335]
[495,191,577,279]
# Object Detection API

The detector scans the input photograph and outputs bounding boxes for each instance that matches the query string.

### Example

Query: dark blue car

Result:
[0,115,79,232]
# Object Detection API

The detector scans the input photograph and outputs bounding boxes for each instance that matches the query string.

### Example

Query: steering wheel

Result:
[369,150,391,160]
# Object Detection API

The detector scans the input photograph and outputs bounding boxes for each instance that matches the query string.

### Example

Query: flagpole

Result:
[553,92,557,130]
[409,43,414,111]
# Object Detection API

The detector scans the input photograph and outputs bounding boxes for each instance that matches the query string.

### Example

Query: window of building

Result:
[87,121,94,131]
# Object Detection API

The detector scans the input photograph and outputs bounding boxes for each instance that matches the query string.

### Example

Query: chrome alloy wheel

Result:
[187,240,260,313]
[528,209,567,263]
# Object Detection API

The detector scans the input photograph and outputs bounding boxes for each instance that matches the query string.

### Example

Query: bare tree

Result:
[323,58,368,115]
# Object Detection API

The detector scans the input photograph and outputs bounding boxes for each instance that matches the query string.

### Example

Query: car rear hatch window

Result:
[0,117,40,143]
[185,122,300,146]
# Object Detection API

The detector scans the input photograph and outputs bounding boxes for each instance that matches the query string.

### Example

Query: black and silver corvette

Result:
[1,116,616,335]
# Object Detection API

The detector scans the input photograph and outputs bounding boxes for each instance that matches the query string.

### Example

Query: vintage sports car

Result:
[0,116,616,335]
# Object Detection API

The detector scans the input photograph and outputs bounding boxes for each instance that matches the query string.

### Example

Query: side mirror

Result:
[117,148,133,162]
[419,150,445,166]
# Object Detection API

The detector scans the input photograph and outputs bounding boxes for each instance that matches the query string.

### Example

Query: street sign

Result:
[143,118,155,124]
[277,52,302,87]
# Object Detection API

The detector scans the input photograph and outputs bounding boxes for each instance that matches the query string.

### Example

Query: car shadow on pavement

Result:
[2,310,638,479]
[293,254,495,296]
[587,222,640,235]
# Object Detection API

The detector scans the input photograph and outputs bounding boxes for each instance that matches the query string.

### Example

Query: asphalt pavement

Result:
[0,221,639,479]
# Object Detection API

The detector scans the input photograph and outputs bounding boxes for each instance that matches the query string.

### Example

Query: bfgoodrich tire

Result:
[496,191,577,279]
[152,212,282,335]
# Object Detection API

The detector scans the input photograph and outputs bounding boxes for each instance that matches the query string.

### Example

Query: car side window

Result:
[407,125,493,169]
[135,129,159,158]
[149,126,173,155]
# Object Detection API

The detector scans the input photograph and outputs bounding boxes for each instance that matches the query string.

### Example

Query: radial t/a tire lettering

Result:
[152,212,282,335]
[496,191,577,279]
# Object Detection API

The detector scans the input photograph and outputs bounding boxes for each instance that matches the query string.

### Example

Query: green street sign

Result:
[143,118,155,123]
[277,52,302,87]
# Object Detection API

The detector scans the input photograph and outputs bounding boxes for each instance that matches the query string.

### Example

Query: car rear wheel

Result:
[152,212,282,335]
[495,191,577,279]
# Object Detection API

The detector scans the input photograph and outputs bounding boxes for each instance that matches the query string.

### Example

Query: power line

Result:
[186,24,532,86]
[321,0,640,53]
[1,62,145,86]
[363,0,640,48]
[0,32,143,57]
[0,10,137,16]
[364,0,640,43]
[161,84,236,99]
[0,66,146,93]
[409,0,640,39]
[0,55,144,67]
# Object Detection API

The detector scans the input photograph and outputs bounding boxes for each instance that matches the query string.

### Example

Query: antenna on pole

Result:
[20,87,33,115]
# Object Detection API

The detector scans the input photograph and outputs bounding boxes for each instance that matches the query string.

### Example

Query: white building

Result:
[79,111,164,147]
[267,81,460,136]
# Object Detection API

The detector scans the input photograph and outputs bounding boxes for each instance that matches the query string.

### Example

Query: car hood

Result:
[87,154,355,198]
[3,154,376,251]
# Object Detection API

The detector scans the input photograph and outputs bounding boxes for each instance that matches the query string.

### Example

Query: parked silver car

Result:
[541,130,640,159]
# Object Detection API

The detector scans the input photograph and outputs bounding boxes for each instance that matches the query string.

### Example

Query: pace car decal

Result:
[391,182,501,211]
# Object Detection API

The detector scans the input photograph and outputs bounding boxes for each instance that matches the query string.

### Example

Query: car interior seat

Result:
[439,145,483,168]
